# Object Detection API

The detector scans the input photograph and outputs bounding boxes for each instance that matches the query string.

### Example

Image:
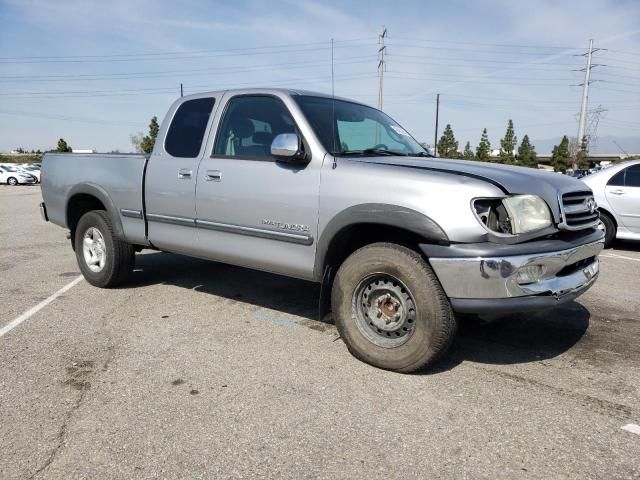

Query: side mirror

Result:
[271,133,308,163]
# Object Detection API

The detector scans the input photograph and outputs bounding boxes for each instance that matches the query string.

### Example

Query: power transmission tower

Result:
[585,105,606,153]
[377,27,387,111]
[575,39,604,158]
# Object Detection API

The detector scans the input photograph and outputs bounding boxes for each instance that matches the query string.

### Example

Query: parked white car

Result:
[18,165,41,183]
[582,160,640,246]
[0,164,37,185]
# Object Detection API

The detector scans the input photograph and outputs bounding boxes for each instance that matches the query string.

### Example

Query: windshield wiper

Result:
[340,148,406,157]
[409,151,434,157]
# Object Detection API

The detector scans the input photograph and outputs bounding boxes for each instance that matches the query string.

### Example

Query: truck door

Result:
[193,93,321,280]
[605,164,640,233]
[144,96,217,254]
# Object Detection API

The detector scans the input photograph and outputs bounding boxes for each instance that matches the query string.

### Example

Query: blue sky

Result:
[1,0,639,153]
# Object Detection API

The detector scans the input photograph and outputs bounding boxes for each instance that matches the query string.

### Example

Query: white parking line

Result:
[621,424,640,435]
[600,253,640,262]
[0,275,84,338]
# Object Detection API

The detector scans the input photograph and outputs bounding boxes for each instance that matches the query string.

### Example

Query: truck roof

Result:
[179,87,368,107]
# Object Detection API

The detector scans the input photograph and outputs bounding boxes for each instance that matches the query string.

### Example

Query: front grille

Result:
[559,190,599,230]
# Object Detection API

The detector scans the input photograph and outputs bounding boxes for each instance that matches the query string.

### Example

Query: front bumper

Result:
[421,230,604,315]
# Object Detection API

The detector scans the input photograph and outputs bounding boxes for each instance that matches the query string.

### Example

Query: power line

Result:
[0,42,376,65]
[386,42,585,57]
[387,53,582,66]
[0,56,377,83]
[0,73,380,99]
[0,38,376,63]
[0,109,142,126]
[391,36,581,50]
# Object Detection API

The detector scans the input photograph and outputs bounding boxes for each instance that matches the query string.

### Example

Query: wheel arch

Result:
[66,183,125,243]
[314,204,449,281]
[597,206,618,227]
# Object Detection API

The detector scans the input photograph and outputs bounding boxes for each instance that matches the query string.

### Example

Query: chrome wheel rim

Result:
[352,273,417,348]
[82,227,107,273]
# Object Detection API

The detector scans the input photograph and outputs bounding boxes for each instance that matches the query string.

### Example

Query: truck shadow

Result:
[126,252,590,372]
[610,239,640,252]
[432,303,590,373]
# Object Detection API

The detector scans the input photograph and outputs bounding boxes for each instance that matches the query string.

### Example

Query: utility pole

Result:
[434,93,440,157]
[377,27,387,111]
[576,39,594,159]
[180,83,184,97]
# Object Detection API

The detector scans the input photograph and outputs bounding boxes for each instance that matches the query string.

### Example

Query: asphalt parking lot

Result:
[1,185,639,479]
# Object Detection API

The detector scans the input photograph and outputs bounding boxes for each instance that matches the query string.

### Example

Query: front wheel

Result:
[74,210,135,287]
[331,243,457,373]
[600,212,616,248]
[7,177,18,186]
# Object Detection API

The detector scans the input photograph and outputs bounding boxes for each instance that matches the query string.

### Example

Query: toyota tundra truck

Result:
[40,88,604,372]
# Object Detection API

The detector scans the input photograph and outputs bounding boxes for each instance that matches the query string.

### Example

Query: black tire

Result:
[600,211,616,248]
[332,242,457,373]
[74,210,135,288]
[7,177,18,186]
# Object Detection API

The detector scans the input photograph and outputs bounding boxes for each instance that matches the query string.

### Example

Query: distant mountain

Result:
[531,136,640,155]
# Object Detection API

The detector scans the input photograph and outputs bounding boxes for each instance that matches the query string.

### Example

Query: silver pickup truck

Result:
[40,88,604,372]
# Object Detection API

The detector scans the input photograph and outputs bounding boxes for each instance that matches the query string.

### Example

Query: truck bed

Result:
[41,153,148,244]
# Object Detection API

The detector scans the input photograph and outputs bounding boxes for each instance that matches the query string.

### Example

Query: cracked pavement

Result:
[1,186,639,479]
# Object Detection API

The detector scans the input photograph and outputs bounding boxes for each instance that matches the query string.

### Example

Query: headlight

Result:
[474,195,552,235]
[502,195,552,234]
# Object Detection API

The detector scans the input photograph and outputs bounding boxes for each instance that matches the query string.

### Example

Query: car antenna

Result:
[331,38,337,170]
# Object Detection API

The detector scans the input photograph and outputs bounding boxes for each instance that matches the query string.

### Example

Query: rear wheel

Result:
[7,177,18,186]
[74,210,135,287]
[331,243,457,373]
[600,212,616,248]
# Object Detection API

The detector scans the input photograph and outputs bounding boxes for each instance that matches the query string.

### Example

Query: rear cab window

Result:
[165,97,216,158]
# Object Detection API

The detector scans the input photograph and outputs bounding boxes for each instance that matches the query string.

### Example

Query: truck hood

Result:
[351,156,591,222]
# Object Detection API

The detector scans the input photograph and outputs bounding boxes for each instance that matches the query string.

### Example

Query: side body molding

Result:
[66,182,126,239]
[314,203,449,279]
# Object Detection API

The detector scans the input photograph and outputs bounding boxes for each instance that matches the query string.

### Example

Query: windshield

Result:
[294,95,428,157]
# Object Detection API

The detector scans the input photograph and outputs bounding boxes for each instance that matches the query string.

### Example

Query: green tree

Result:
[131,116,160,154]
[436,124,460,158]
[498,119,517,164]
[476,128,491,162]
[57,138,72,152]
[462,141,474,160]
[140,116,160,154]
[516,134,537,168]
[551,135,571,173]
[576,135,590,169]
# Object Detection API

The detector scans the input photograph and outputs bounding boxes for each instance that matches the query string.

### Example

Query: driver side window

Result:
[213,96,298,160]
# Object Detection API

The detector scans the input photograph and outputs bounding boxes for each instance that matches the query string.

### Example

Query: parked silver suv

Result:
[40,88,604,372]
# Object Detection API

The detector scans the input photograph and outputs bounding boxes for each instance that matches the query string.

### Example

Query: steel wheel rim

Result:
[352,273,417,348]
[8,178,17,185]
[82,227,107,273]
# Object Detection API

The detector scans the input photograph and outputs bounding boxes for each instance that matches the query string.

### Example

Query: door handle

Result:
[205,170,222,182]
[610,189,625,195]
[178,169,192,179]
